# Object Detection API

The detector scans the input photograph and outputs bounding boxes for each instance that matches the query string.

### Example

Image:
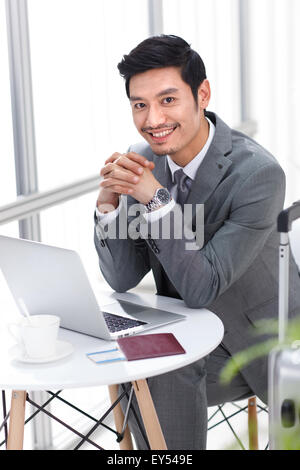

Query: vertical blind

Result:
[0,0,16,207]
[163,0,242,128]
[247,0,300,205]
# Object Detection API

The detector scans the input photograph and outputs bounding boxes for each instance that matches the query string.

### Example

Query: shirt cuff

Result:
[142,198,176,223]
[95,197,122,225]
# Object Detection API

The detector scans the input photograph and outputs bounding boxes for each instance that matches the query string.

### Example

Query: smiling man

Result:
[94,35,300,449]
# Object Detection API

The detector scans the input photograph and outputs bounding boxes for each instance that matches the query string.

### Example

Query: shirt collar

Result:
[167,117,215,182]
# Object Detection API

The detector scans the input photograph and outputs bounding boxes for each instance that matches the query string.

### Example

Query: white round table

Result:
[0,290,224,450]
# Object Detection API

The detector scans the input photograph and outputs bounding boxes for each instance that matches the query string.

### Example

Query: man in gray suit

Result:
[94,35,300,449]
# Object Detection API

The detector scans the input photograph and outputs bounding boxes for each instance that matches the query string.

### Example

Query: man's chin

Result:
[152,149,168,156]
[149,144,178,157]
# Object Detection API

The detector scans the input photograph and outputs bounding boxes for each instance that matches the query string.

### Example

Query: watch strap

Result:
[145,188,171,212]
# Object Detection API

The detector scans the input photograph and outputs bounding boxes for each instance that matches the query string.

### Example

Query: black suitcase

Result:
[268,201,300,449]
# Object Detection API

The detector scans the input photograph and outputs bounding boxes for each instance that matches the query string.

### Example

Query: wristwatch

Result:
[145,187,171,212]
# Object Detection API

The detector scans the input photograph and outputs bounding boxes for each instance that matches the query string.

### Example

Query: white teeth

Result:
[151,128,174,138]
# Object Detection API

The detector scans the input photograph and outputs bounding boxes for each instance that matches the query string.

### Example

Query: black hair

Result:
[117,35,207,105]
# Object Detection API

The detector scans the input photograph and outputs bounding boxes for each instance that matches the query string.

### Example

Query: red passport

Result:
[117,333,185,361]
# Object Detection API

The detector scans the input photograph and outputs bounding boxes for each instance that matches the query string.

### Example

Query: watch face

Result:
[156,188,170,204]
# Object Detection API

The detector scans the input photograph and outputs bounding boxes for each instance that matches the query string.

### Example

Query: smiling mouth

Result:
[146,125,178,142]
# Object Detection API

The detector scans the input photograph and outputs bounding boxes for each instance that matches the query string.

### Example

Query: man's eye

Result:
[163,97,175,104]
[134,103,146,110]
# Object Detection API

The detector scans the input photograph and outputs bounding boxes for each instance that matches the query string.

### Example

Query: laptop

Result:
[0,235,185,340]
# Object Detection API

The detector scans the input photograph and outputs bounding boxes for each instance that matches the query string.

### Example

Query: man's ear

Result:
[197,79,211,111]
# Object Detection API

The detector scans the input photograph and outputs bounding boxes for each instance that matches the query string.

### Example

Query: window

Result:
[27,0,149,192]
[162,0,241,127]
[0,0,17,208]
[39,191,103,291]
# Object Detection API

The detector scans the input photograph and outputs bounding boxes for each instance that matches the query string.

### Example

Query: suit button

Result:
[151,241,160,254]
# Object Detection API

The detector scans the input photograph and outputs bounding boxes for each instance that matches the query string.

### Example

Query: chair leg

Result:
[7,390,26,450]
[248,397,259,450]
[108,384,133,450]
[132,380,167,450]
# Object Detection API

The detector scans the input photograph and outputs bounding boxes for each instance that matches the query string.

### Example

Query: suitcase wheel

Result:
[281,399,296,428]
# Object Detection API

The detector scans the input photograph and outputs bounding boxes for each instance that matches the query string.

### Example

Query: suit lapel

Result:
[186,143,232,206]
[186,112,233,206]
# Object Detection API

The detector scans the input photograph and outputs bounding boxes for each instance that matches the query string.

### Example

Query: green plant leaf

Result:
[250,318,278,336]
[220,338,278,385]
[220,315,300,385]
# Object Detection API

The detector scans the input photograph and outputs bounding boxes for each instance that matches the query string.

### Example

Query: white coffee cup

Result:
[8,315,60,359]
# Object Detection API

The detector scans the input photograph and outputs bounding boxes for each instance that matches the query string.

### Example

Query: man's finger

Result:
[126,152,150,167]
[116,154,155,174]
[105,152,155,170]
[101,160,142,178]
[126,152,155,170]
[99,177,134,194]
[105,155,144,176]
[104,154,143,175]
[100,162,116,177]
[101,165,140,184]
[104,152,123,165]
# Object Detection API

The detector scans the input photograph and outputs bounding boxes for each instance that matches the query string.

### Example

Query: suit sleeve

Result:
[141,162,285,308]
[94,199,151,292]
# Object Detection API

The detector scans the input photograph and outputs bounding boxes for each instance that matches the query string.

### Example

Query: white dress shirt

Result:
[95,118,215,224]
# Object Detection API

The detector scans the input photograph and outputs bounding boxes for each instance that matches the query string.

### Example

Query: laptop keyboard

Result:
[103,311,147,333]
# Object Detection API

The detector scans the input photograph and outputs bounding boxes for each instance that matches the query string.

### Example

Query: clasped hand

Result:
[97,152,162,211]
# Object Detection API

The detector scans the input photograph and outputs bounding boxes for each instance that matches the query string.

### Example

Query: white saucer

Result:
[9,340,74,364]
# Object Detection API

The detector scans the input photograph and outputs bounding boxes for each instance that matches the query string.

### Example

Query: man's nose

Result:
[145,104,166,129]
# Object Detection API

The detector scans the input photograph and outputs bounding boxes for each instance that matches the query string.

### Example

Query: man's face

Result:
[129,66,210,162]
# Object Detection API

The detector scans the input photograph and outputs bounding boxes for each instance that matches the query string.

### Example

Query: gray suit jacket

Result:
[94,111,300,399]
